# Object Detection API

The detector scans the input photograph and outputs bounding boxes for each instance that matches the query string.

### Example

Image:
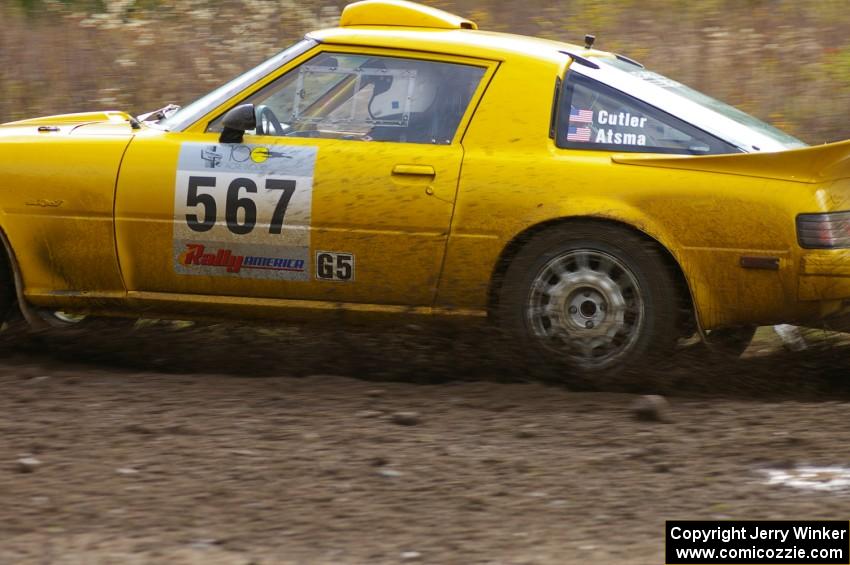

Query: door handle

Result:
[392,164,436,177]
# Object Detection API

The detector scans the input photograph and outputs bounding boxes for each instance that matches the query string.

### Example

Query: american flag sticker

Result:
[567,126,591,142]
[569,107,594,124]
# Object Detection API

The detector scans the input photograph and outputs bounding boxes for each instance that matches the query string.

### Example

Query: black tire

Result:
[0,251,16,325]
[497,222,681,375]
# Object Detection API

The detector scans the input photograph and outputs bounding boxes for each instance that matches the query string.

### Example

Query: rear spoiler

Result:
[612,139,850,184]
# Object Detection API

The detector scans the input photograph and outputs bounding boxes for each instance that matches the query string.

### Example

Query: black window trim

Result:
[548,75,561,140]
[555,70,742,155]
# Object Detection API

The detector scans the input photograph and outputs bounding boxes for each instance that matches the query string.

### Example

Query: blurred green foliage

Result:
[14,0,105,11]
[2,0,849,143]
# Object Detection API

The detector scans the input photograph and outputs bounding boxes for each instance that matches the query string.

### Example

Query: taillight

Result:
[797,211,850,249]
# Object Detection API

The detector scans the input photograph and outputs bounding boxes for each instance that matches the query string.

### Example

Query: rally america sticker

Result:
[177,242,307,281]
[173,142,317,281]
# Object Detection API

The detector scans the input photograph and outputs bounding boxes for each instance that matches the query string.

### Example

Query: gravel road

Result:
[1,323,849,564]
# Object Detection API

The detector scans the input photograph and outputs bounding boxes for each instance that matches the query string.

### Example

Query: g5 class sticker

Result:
[173,142,317,281]
[316,251,355,282]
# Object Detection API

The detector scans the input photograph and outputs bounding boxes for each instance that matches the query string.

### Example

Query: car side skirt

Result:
[22,290,488,326]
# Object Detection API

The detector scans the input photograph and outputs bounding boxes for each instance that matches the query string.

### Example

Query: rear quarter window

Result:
[557,71,739,155]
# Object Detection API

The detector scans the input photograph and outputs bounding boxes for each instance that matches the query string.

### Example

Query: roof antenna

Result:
[584,34,596,49]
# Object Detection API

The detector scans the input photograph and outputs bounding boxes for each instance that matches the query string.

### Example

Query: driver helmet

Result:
[367,60,439,119]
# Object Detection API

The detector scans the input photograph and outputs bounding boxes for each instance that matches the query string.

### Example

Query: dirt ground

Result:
[1,322,849,564]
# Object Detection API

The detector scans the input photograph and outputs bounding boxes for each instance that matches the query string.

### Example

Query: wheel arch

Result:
[486,215,699,336]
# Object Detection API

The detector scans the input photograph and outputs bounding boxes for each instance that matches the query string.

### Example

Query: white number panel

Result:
[173,142,317,281]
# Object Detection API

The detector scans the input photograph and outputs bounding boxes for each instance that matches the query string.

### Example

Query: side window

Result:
[208,53,486,145]
[557,71,739,154]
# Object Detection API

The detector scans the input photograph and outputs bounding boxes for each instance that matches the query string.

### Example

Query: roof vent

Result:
[340,0,478,30]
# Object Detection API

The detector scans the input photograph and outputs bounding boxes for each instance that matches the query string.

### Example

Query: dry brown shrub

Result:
[1,0,849,143]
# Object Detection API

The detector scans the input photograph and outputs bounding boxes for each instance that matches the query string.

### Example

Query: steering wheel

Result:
[255,105,284,136]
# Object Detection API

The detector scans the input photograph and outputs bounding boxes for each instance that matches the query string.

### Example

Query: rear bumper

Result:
[799,250,850,302]
[794,249,850,326]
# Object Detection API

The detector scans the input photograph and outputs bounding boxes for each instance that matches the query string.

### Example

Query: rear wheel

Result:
[498,223,681,374]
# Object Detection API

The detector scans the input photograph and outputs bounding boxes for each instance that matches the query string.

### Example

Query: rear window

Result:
[603,58,806,150]
[556,71,739,155]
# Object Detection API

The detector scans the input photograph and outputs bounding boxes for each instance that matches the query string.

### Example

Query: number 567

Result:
[184,175,296,235]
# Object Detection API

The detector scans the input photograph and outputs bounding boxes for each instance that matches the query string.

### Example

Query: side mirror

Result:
[219,103,256,143]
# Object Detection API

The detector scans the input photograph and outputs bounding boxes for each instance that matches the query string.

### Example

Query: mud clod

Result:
[390,411,421,426]
[630,394,672,423]
[15,457,41,474]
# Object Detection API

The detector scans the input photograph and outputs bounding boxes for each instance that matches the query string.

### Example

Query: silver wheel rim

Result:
[526,249,645,369]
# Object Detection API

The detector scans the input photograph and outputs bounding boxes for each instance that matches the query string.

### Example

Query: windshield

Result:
[159,38,317,132]
[602,58,807,150]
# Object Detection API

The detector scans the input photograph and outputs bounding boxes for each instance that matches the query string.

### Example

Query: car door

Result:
[114,48,493,307]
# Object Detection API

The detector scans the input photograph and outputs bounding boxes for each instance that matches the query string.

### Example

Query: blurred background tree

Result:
[2,0,849,143]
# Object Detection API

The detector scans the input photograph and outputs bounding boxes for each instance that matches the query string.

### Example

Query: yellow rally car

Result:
[1,0,850,372]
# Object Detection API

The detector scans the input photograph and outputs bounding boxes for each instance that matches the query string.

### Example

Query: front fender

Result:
[0,127,132,303]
